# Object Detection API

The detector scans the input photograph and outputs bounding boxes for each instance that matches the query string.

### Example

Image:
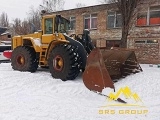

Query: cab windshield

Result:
[55,16,70,33]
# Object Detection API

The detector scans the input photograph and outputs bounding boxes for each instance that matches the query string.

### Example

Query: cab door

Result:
[42,16,55,44]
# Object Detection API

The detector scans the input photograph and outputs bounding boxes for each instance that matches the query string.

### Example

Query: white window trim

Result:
[108,11,122,28]
[69,16,76,30]
[137,6,160,26]
[84,14,97,30]
[135,39,158,44]
[147,7,150,25]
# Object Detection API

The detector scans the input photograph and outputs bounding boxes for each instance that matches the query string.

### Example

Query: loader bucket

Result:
[83,48,142,93]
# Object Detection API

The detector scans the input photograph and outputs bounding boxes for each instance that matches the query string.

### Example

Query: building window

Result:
[69,17,76,30]
[106,40,121,48]
[150,6,160,25]
[137,12,147,26]
[84,14,97,29]
[137,5,160,26]
[135,40,158,44]
[107,11,122,28]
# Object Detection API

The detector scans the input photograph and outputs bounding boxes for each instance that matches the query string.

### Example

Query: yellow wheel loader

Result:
[10,15,89,81]
[4,14,142,99]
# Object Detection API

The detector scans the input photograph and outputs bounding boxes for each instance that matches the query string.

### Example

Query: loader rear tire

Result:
[11,46,38,72]
[48,44,81,81]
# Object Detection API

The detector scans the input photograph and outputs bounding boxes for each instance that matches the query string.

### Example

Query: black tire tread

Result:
[11,46,38,72]
[48,44,81,81]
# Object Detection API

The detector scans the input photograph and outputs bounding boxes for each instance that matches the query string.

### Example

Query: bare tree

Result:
[76,3,86,8]
[10,0,65,36]
[27,6,41,31]
[0,12,9,27]
[99,0,109,4]
[12,18,29,35]
[41,0,65,12]
[12,18,22,35]
[11,6,42,35]
[108,0,143,48]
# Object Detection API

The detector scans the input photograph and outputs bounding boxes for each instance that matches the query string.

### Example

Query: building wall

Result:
[53,1,160,64]
[0,33,11,41]
[54,4,122,45]
[128,1,160,64]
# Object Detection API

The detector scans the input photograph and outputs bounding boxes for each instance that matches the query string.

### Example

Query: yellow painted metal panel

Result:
[12,36,22,49]
[42,34,54,44]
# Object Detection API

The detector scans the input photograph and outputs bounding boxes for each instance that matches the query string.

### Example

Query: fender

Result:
[22,37,41,52]
[46,39,69,60]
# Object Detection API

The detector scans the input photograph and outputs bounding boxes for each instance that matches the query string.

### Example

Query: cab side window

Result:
[45,18,53,34]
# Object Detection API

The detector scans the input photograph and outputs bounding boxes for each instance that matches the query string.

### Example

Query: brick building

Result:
[53,1,160,64]
[0,27,11,43]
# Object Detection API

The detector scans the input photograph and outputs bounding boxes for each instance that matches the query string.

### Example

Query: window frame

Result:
[135,39,158,44]
[84,14,97,30]
[107,11,122,29]
[68,16,76,30]
[106,40,121,48]
[44,18,53,34]
[136,5,160,26]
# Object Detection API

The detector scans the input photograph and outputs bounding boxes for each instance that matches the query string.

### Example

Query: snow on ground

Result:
[0,63,159,120]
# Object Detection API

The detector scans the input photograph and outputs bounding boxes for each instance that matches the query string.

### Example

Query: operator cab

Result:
[55,15,70,33]
[43,15,70,34]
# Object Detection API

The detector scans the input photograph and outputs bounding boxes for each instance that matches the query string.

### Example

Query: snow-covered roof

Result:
[1,32,10,36]
[0,27,7,35]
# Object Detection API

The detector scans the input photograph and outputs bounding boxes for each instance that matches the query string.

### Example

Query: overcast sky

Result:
[0,0,100,22]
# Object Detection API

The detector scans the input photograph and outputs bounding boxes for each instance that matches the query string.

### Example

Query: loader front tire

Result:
[48,44,81,81]
[11,46,38,72]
